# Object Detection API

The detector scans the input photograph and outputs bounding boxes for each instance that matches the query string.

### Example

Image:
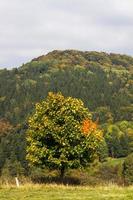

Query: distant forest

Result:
[0,50,133,179]
[0,50,132,124]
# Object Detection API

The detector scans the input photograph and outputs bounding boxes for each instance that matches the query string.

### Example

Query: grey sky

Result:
[0,0,133,68]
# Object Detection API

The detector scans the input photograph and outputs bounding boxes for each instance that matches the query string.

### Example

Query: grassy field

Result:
[0,184,133,200]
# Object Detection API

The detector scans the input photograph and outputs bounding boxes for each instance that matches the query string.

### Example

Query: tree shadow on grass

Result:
[31,175,81,185]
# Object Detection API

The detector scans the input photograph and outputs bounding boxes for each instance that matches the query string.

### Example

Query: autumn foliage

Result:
[82,119,98,135]
[0,119,13,137]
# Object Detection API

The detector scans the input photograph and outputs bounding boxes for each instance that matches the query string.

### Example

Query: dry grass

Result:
[0,183,133,200]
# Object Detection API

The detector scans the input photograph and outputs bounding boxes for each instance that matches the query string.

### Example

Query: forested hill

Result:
[0,50,133,125]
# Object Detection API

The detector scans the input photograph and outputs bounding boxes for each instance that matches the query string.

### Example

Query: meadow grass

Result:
[0,184,133,200]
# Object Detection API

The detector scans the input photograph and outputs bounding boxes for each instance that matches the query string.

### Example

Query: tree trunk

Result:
[60,166,65,179]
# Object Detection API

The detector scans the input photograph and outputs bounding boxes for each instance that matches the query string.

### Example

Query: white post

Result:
[15,177,20,188]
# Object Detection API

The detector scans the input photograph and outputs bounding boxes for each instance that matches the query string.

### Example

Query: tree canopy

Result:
[26,92,103,177]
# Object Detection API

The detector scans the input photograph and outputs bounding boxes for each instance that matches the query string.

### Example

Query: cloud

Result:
[0,0,133,68]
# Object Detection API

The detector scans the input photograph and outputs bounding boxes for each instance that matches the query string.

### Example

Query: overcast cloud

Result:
[0,0,133,68]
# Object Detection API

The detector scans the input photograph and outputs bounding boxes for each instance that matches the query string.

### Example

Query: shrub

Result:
[123,153,133,185]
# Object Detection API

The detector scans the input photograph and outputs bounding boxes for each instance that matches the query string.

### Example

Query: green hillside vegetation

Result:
[0,50,132,124]
[0,50,133,186]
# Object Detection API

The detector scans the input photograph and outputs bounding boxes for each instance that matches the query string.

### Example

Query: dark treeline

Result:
[0,50,133,181]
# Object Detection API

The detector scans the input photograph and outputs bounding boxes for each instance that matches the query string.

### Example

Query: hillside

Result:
[0,50,133,124]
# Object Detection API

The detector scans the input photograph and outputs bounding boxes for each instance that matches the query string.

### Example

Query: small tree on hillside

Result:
[0,119,13,138]
[26,92,103,177]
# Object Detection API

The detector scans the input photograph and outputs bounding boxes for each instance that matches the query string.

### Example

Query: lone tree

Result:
[26,92,103,178]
